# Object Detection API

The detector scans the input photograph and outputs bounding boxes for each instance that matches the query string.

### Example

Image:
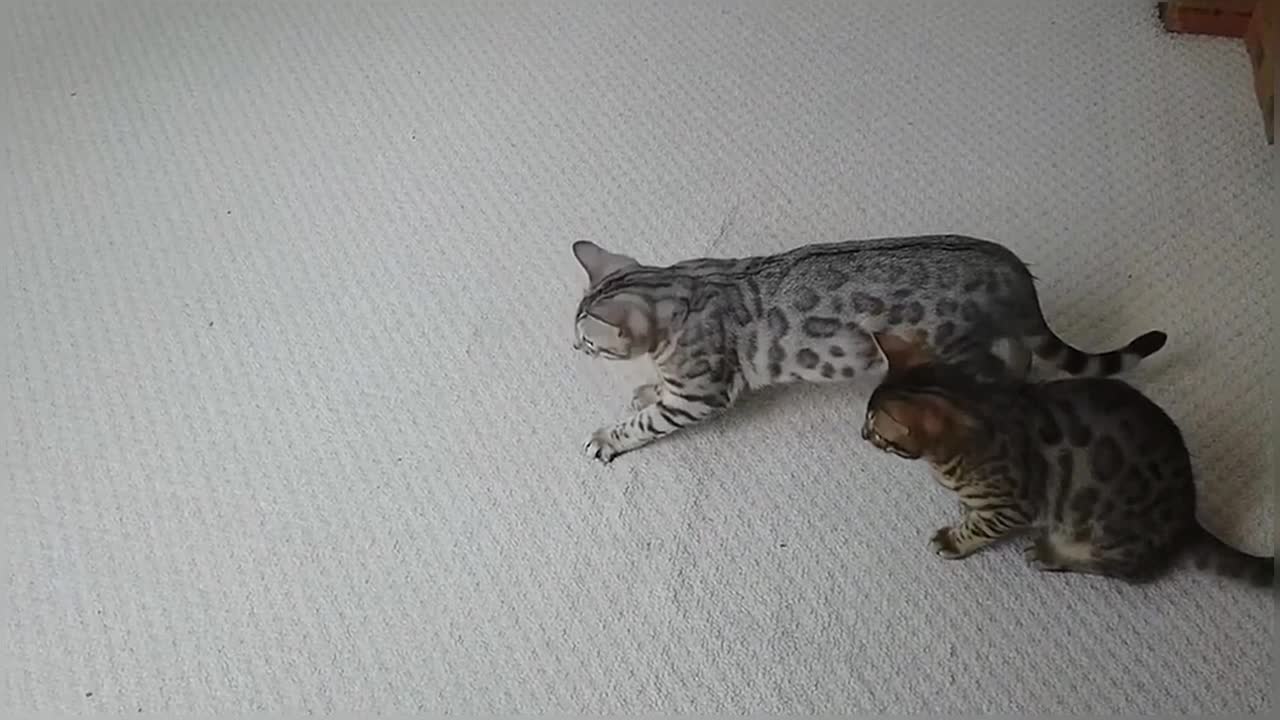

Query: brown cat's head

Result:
[861,332,986,460]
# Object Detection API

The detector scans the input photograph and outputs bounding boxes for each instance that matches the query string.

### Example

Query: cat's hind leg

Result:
[1023,534,1074,572]
[1024,531,1164,583]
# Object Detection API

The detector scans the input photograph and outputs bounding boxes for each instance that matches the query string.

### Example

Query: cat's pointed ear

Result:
[872,331,933,379]
[573,241,639,285]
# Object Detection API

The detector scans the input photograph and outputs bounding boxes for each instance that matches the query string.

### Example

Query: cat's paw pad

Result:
[929,527,965,559]
[629,383,661,411]
[583,428,622,464]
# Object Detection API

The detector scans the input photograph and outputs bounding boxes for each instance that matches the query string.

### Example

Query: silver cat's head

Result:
[571,241,658,360]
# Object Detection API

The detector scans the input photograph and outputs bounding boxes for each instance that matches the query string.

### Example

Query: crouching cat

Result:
[861,333,1272,586]
[571,235,1167,464]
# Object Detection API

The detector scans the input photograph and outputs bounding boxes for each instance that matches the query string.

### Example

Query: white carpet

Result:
[4,0,1274,714]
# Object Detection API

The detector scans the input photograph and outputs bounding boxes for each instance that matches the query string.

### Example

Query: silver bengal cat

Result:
[571,235,1166,464]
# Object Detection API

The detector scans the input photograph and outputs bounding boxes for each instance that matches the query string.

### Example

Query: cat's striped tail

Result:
[1184,525,1274,587]
[1030,329,1167,377]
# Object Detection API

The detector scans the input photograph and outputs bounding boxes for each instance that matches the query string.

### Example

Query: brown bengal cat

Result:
[860,333,1272,586]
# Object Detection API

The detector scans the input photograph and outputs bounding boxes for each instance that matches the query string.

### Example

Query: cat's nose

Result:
[860,425,870,440]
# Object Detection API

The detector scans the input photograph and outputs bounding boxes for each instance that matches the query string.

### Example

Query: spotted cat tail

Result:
[1030,330,1167,377]
[1184,525,1274,587]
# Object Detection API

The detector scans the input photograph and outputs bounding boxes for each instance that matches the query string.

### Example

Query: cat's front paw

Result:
[583,428,623,464]
[929,527,965,559]
[630,383,661,411]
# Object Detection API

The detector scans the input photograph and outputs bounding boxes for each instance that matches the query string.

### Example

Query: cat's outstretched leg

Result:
[585,375,741,464]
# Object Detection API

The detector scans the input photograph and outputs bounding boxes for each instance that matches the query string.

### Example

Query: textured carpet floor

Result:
[3,0,1274,714]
